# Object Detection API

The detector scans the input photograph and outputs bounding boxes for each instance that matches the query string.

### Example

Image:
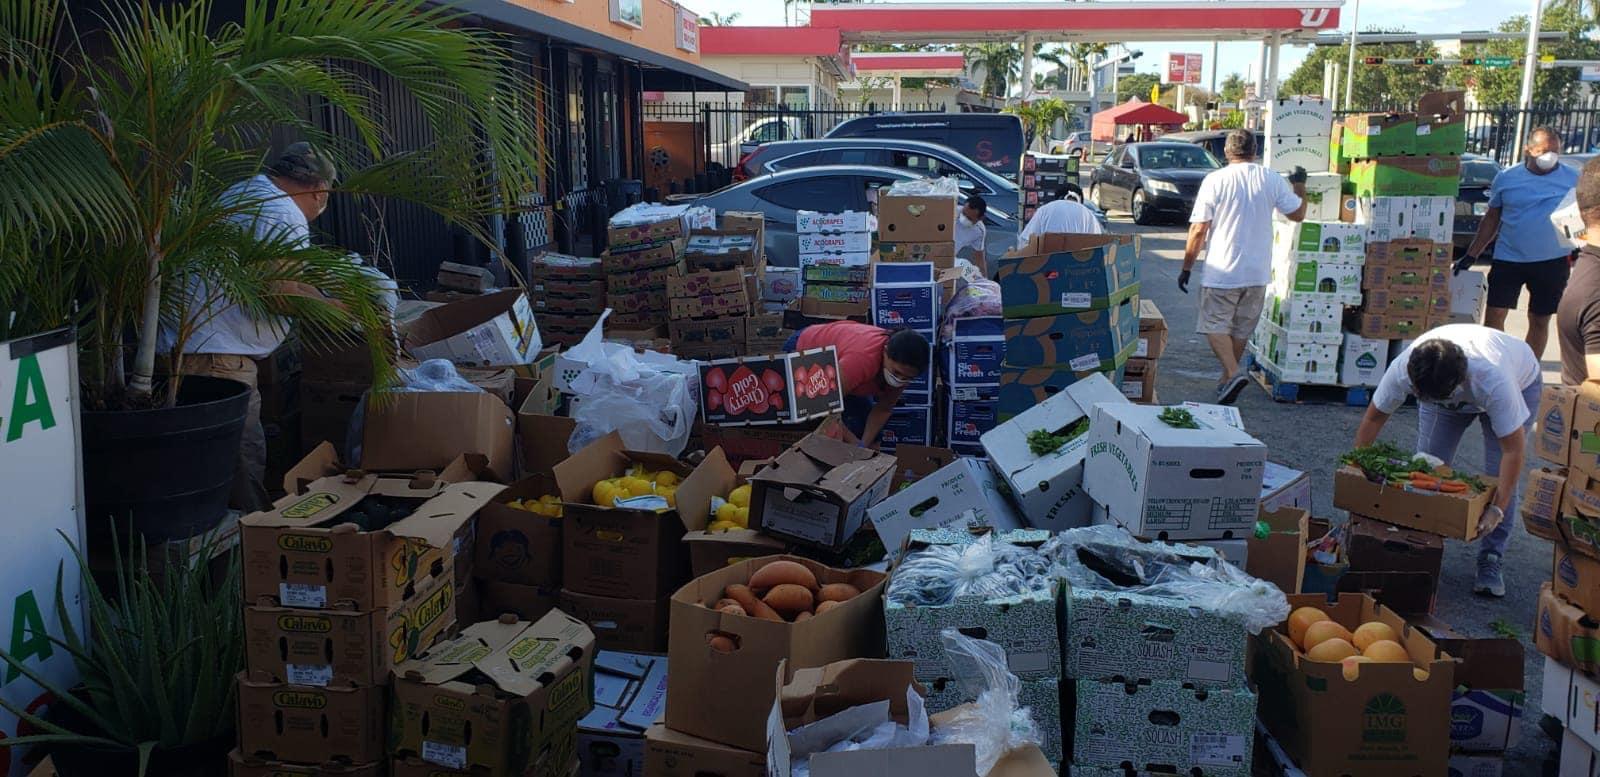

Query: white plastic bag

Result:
[564,311,698,455]
[929,630,1041,776]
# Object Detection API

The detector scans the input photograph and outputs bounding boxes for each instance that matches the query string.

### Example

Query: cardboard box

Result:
[241,478,499,612]
[515,408,574,478]
[1538,384,1582,465]
[602,240,685,274]
[1564,728,1600,777]
[749,433,896,548]
[532,252,606,282]
[1073,680,1256,775]
[1350,155,1461,197]
[1119,357,1157,402]
[879,194,956,242]
[867,462,1024,562]
[1412,617,1524,753]
[1339,331,1390,387]
[360,389,516,481]
[668,268,743,299]
[682,528,789,578]
[887,445,958,491]
[1347,514,1443,593]
[982,373,1128,531]
[697,423,815,467]
[871,262,941,331]
[1255,593,1454,777]
[1356,195,1412,243]
[1409,195,1454,243]
[405,290,541,368]
[1247,506,1309,595]
[610,205,710,248]
[474,474,563,588]
[607,289,671,314]
[1522,466,1566,541]
[698,348,844,428]
[879,241,957,267]
[1450,267,1487,324]
[1270,256,1362,306]
[236,677,386,765]
[1136,298,1168,359]
[608,262,681,295]
[947,399,999,452]
[946,317,1005,394]
[665,556,886,752]
[1260,461,1312,513]
[1084,403,1266,541]
[880,405,933,451]
[799,250,874,268]
[299,379,364,450]
[1536,581,1600,675]
[1275,220,1367,261]
[670,290,750,321]
[796,210,872,234]
[1356,313,1431,341]
[1262,291,1342,334]
[995,234,1140,318]
[559,590,669,653]
[744,314,792,353]
[1573,382,1600,479]
[1002,296,1139,370]
[1303,172,1343,222]
[228,752,382,777]
[243,576,456,686]
[1342,112,1418,158]
[1255,336,1340,386]
[684,231,760,271]
[1333,465,1497,541]
[478,579,559,623]
[995,362,1124,421]
[761,267,802,305]
[801,282,869,306]
[644,725,763,777]
[797,231,873,256]
[392,611,595,775]
[803,263,871,285]
[1268,97,1335,139]
[1364,289,1449,318]
[577,652,669,777]
[671,316,747,360]
[1415,91,1467,155]
[1266,134,1333,174]
[554,435,727,600]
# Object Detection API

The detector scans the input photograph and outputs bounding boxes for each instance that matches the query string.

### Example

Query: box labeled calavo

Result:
[237,677,386,765]
[749,433,896,548]
[1003,296,1139,370]
[867,460,1024,561]
[1084,403,1266,541]
[577,651,669,777]
[995,233,1140,318]
[241,477,500,612]
[404,289,542,368]
[1332,465,1497,541]
[665,555,887,752]
[1255,592,1455,777]
[982,373,1129,532]
[1073,680,1256,776]
[392,611,596,776]
[698,348,844,428]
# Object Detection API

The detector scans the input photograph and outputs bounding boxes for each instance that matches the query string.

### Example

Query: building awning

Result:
[809,0,1342,44]
[852,51,965,78]
[458,0,748,92]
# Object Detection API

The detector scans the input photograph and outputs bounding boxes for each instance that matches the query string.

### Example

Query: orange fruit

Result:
[1306,638,1358,662]
[1340,655,1372,681]
[1352,622,1399,652]
[1288,607,1331,646]
[1302,620,1355,652]
[1363,640,1411,662]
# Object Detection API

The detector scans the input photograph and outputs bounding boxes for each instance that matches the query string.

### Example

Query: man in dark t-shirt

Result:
[1558,157,1600,384]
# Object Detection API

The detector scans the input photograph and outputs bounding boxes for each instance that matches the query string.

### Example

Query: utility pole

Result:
[1210,40,1219,119]
[1512,0,1545,161]
[1343,0,1361,109]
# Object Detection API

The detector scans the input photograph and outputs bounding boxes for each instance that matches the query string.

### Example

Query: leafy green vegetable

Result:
[1490,619,1524,640]
[1158,407,1199,429]
[1340,442,1433,482]
[1027,418,1090,456]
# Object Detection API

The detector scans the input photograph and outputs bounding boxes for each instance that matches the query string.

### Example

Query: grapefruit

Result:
[1362,640,1410,662]
[1288,607,1331,646]
[1302,620,1355,652]
[1306,638,1358,662]
[1340,655,1372,681]
[1352,621,1399,651]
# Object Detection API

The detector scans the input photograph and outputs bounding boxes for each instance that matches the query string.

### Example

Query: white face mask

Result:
[1533,151,1560,171]
[883,367,909,388]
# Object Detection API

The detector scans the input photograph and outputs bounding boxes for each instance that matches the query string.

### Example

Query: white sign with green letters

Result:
[0,332,85,775]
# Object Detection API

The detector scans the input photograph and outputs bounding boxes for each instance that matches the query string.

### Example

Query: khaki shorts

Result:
[1196,286,1266,339]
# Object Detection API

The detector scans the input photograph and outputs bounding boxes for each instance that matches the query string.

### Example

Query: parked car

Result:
[691,165,1020,266]
[1453,153,1502,258]
[1162,129,1266,163]
[1088,142,1220,225]
[825,113,1025,182]
[1050,131,1114,160]
[711,116,805,171]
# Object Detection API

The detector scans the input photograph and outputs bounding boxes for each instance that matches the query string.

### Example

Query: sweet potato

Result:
[794,611,813,622]
[716,598,741,610]
[707,634,737,653]
[763,583,814,615]
[815,600,842,615]
[719,603,747,616]
[817,583,860,604]
[725,584,783,621]
[749,560,819,592]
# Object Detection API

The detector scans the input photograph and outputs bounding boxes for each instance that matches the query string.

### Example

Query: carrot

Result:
[1409,474,1441,489]
[1437,481,1468,493]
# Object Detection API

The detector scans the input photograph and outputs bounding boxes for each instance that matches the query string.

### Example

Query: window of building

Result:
[746,86,777,106]
[781,86,810,108]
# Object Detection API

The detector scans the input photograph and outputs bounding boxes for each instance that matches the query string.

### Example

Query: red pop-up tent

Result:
[1091,99,1189,142]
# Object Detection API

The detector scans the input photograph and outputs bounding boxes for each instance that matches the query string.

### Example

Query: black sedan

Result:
[1088,142,1220,225]
[1453,153,1502,258]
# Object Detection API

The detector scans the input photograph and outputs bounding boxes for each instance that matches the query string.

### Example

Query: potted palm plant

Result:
[0,529,242,777]
[0,0,546,539]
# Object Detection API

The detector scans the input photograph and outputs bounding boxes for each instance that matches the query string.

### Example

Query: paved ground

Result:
[1115,217,1557,774]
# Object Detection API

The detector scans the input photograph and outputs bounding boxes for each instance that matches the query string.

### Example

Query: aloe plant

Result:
[0,530,243,775]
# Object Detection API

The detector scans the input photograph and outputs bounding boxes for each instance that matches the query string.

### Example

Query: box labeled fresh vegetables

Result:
[1333,443,1497,541]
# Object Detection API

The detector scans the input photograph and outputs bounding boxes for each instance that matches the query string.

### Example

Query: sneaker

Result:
[1217,371,1250,405]
[1474,552,1506,598]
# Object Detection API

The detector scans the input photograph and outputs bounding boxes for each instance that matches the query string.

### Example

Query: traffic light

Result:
[1362,57,1384,65]
[1464,57,1484,66]
[1413,57,1434,65]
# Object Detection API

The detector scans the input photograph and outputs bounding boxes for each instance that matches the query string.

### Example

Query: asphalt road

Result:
[1114,216,1558,775]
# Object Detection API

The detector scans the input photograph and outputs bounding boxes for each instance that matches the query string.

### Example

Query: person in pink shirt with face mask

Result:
[786,321,930,448]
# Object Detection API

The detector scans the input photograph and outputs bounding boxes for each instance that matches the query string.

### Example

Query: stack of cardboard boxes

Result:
[667,265,751,360]
[1259,220,1364,385]
[1357,237,1452,340]
[1123,299,1167,404]
[605,204,714,333]
[533,253,608,348]
[1264,96,1335,176]
[944,316,1005,455]
[797,209,874,316]
[993,233,1140,421]
[873,262,942,451]
[1021,153,1078,222]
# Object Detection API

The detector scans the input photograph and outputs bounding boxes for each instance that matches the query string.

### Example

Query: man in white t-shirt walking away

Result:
[1353,324,1543,597]
[1181,130,1308,404]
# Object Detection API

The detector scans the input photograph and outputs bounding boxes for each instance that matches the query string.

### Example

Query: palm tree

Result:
[961,43,1022,99]
[700,11,741,25]
[0,0,547,408]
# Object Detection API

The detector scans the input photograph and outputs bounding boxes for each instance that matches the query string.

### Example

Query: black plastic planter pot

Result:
[47,701,232,777]
[81,375,251,542]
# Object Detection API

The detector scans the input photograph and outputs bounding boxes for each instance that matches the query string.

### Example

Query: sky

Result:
[680,0,1538,88]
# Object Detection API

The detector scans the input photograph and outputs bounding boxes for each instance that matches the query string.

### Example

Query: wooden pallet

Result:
[1250,362,1372,406]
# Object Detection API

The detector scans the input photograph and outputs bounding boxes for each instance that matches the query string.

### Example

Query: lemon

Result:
[621,477,654,497]
[708,520,739,533]
[728,484,752,508]
[657,486,677,508]
[654,471,679,488]
[592,479,620,506]
[733,506,749,528]
[716,502,742,526]
[539,494,561,505]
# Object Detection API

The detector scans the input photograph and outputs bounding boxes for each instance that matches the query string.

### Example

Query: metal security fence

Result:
[1337,98,1600,166]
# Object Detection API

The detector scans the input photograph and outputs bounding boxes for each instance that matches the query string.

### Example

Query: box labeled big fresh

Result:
[1333,464,1497,541]
[1342,112,1418,158]
[749,433,896,548]
[698,348,843,427]
[237,677,385,764]
[868,465,1025,562]
[880,405,933,451]
[1351,156,1461,197]
[1003,296,1139,370]
[1083,403,1267,541]
[392,611,595,777]
[982,373,1129,532]
[879,194,957,242]
[1254,592,1454,777]
[948,399,1000,452]
[1073,680,1256,776]
[947,317,1005,393]
[797,210,872,234]
[995,233,1140,317]
[404,289,541,368]
[871,262,940,330]
[578,651,670,777]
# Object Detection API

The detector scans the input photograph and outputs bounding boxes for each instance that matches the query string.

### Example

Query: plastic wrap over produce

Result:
[931,630,1041,777]
[393,358,482,393]
[884,176,962,198]
[563,311,699,456]
[885,533,1053,607]
[1043,525,1290,635]
[608,201,716,231]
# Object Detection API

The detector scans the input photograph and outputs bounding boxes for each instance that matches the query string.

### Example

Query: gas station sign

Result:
[1167,52,1204,85]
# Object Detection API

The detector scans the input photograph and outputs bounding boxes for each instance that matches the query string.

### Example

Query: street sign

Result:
[1166,52,1203,85]
[1583,64,1600,82]
[1484,55,1514,68]
[0,331,85,777]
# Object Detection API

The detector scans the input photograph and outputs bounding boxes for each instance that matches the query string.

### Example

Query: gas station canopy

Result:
[807,0,1343,44]
[851,51,967,78]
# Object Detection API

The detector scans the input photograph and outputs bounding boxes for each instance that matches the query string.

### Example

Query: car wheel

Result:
[1131,188,1153,226]
[1090,183,1104,211]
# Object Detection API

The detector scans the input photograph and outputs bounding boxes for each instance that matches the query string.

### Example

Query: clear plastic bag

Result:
[929,630,1041,776]
[941,279,1002,337]
[393,358,481,393]
[1043,525,1290,635]
[564,312,698,455]
[885,534,1053,607]
[885,176,961,198]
